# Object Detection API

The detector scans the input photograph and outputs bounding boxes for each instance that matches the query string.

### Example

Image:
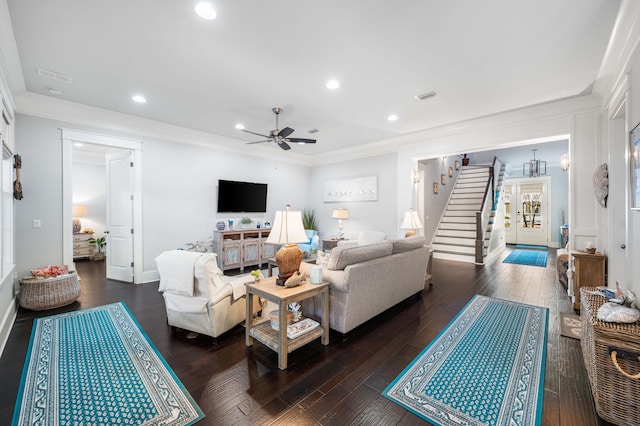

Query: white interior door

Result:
[505,177,551,246]
[608,101,629,289]
[106,151,134,282]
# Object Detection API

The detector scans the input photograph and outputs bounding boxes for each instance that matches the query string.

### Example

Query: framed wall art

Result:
[455,160,460,170]
[448,166,453,177]
[631,122,640,209]
[323,176,378,202]
[433,182,439,194]
[441,174,446,185]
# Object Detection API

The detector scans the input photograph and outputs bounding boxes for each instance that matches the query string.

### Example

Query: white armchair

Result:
[155,250,259,339]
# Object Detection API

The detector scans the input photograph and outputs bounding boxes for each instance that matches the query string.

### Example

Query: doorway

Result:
[62,129,143,284]
[504,177,551,246]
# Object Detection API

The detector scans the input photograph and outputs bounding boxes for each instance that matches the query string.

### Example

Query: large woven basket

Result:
[580,287,640,425]
[19,272,81,310]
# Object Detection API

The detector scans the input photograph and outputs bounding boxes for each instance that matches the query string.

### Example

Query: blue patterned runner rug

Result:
[12,302,204,425]
[503,249,548,267]
[383,295,548,426]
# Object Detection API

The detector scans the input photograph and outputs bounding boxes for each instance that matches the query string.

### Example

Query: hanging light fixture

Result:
[523,148,546,177]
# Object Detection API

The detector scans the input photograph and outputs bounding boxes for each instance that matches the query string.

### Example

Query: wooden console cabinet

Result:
[213,228,276,271]
[572,251,605,310]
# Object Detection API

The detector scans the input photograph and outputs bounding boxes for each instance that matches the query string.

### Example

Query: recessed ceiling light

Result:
[132,95,147,103]
[195,2,216,20]
[326,79,340,90]
[235,123,245,130]
[388,114,399,122]
[74,142,84,147]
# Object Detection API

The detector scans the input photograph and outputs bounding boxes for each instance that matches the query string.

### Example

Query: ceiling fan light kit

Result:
[239,107,317,151]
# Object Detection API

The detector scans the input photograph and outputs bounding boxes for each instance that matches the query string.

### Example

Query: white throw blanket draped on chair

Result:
[156,250,203,296]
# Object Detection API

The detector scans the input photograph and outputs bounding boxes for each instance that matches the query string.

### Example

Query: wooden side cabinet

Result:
[572,251,605,310]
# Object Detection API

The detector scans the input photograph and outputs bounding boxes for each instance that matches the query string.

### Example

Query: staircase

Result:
[432,165,504,263]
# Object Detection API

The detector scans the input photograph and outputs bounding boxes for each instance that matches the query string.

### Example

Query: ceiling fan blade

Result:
[246,140,271,145]
[278,141,291,150]
[286,138,317,144]
[240,129,270,138]
[278,127,294,138]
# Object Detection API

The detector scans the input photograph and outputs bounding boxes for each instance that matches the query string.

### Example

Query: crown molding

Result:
[311,94,600,166]
[593,0,640,101]
[14,91,312,167]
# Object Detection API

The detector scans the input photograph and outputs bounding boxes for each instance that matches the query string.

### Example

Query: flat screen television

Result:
[217,179,268,213]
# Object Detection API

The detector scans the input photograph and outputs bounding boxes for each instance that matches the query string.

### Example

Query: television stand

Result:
[213,228,276,271]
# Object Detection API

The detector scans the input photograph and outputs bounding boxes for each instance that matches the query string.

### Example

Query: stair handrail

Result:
[475,157,500,263]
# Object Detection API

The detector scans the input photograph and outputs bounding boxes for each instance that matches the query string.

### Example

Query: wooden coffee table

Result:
[245,277,329,370]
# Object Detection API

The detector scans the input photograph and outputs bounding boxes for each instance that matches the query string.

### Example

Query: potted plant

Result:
[301,208,317,231]
[240,216,253,229]
[87,235,106,260]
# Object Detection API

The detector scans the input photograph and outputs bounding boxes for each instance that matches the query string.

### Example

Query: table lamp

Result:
[266,205,310,286]
[400,209,424,237]
[72,205,88,233]
[332,208,349,239]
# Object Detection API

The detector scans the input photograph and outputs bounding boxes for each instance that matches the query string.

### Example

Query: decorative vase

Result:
[216,221,225,231]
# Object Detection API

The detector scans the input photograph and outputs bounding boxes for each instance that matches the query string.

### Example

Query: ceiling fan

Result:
[240,107,317,151]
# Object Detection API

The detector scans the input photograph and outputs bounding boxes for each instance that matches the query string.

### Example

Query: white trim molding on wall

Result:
[60,128,144,284]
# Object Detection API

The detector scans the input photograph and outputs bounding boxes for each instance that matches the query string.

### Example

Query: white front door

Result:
[505,177,551,246]
[106,151,134,282]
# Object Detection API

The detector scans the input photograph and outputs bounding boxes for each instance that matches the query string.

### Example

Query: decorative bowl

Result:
[586,247,596,254]
[269,310,293,331]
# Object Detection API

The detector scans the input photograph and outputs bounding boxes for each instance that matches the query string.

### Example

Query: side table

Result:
[572,251,605,310]
[245,277,329,369]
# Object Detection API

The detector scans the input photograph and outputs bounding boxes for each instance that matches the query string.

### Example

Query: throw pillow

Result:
[357,230,386,246]
[315,251,328,266]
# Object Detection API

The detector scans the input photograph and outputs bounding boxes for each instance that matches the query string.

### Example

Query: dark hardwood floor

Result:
[0,248,613,425]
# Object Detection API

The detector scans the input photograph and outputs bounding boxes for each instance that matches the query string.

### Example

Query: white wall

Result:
[141,137,310,273]
[308,153,398,241]
[420,156,462,245]
[14,114,310,281]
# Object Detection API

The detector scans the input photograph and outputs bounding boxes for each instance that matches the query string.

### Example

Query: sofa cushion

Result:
[357,230,386,246]
[326,241,393,271]
[391,235,427,254]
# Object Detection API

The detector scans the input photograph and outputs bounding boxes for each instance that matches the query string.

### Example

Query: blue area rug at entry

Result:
[12,302,204,426]
[503,249,548,267]
[383,296,548,426]
[516,244,548,250]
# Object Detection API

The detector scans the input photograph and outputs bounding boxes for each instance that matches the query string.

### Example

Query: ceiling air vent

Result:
[37,67,73,84]
[308,128,319,134]
[414,90,438,101]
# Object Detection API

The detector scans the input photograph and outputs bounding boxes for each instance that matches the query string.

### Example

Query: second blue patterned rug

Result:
[503,249,548,267]
[12,302,204,426]
[383,295,548,426]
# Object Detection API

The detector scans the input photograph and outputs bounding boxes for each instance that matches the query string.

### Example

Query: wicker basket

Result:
[580,287,640,425]
[19,272,81,310]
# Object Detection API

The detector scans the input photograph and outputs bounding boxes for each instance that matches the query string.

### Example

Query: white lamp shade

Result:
[332,208,349,220]
[266,209,309,244]
[400,210,423,230]
[72,205,88,217]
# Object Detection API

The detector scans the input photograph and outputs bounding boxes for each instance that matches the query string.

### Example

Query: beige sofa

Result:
[299,235,429,334]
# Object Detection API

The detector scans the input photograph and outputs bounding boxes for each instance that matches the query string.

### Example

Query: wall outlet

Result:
[33,219,41,228]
